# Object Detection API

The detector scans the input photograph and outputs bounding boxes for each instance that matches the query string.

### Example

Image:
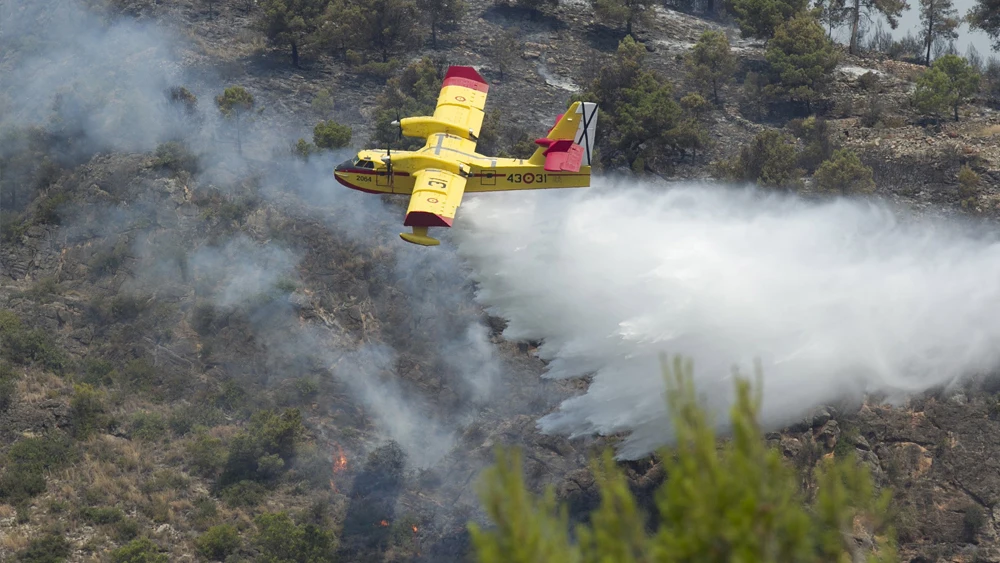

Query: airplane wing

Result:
[398,66,489,152]
[403,168,468,231]
[435,66,489,140]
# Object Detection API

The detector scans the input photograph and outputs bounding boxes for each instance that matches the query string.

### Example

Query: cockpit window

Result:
[361,160,375,169]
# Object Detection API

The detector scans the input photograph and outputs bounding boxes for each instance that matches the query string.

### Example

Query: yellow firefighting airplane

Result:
[333,66,599,246]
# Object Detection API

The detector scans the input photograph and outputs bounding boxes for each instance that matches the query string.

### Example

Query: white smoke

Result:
[453,178,1000,459]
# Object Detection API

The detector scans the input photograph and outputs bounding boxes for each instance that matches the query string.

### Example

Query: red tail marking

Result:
[542,140,584,172]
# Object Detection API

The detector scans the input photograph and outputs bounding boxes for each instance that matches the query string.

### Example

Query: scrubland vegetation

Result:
[6,0,1000,559]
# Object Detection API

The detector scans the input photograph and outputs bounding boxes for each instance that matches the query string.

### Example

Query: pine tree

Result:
[764,14,840,112]
[489,27,521,81]
[726,0,808,39]
[572,36,690,171]
[912,54,981,122]
[468,356,898,563]
[685,30,737,104]
[215,86,255,154]
[417,0,466,47]
[919,0,959,66]
[844,0,908,54]
[815,0,848,37]
[968,0,1000,51]
[255,0,326,67]
[590,0,655,37]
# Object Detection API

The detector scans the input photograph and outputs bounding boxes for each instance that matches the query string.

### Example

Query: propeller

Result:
[383,110,403,179]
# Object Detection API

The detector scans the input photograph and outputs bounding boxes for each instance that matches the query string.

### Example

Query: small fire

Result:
[412,525,418,533]
[379,520,389,527]
[329,444,348,492]
[334,445,347,472]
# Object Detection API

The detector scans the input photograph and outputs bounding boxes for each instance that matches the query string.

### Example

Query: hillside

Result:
[4,0,1000,561]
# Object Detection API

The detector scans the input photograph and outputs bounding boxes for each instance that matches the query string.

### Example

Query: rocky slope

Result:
[3,0,1000,561]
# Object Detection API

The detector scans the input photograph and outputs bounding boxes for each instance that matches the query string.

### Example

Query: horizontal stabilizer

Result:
[536,138,585,172]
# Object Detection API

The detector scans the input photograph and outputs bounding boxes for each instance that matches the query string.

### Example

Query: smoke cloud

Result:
[453,179,1000,459]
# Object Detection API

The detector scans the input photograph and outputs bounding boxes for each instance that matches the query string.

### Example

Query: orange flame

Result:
[412,525,418,533]
[334,445,347,472]
[379,520,389,527]
[330,444,348,492]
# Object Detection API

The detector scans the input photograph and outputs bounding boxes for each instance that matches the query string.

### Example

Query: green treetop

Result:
[967,0,1000,51]
[417,0,466,47]
[469,355,898,563]
[765,14,841,112]
[686,30,738,105]
[919,0,960,66]
[912,54,981,122]
[590,0,656,37]
[843,0,908,54]
[726,0,808,40]
[215,86,256,154]
[256,0,327,67]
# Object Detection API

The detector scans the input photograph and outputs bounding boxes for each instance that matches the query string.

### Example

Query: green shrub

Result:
[720,129,802,188]
[7,433,74,470]
[80,357,115,386]
[81,506,125,525]
[0,310,66,372]
[787,116,837,173]
[812,149,876,196]
[295,138,319,159]
[220,480,269,508]
[964,503,987,541]
[0,361,16,412]
[195,524,241,561]
[186,431,227,478]
[34,191,70,225]
[1,433,73,503]
[109,537,169,563]
[128,411,167,442]
[16,532,70,563]
[114,518,141,542]
[312,120,352,149]
[1,211,27,243]
[168,403,224,436]
[311,89,334,115]
[219,408,304,486]
[70,383,108,439]
[958,164,981,198]
[0,469,47,503]
[253,511,338,563]
[152,141,199,174]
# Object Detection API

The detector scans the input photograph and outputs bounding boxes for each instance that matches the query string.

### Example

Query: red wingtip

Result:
[443,66,489,93]
[404,211,453,228]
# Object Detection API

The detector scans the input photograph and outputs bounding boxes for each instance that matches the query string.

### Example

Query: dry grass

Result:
[0,530,30,552]
[0,504,14,518]
[16,370,70,403]
[974,124,1000,137]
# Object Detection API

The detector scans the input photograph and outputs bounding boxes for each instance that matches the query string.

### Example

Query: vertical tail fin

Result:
[529,101,599,171]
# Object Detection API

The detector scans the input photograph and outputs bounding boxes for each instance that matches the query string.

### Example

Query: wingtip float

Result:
[333,65,600,246]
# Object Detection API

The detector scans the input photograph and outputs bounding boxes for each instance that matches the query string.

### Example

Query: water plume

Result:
[453,178,1000,459]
